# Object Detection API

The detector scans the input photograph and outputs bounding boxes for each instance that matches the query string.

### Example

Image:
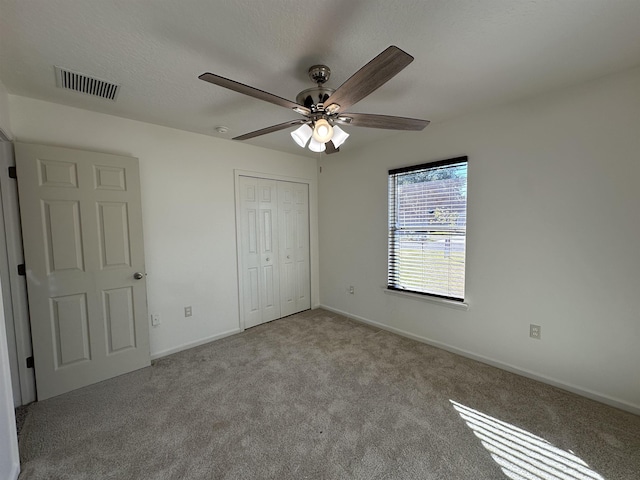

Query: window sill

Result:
[382,287,469,310]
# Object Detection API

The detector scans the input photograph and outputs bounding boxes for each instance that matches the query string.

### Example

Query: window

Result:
[388,156,468,301]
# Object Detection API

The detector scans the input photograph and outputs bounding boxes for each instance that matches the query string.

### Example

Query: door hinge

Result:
[8,166,16,179]
[26,356,34,368]
[17,264,26,276]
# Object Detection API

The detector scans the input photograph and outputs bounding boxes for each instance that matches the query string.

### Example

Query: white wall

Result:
[318,67,640,413]
[8,96,319,358]
[0,80,12,139]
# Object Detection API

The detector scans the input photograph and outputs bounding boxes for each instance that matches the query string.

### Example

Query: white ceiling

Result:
[1,0,640,158]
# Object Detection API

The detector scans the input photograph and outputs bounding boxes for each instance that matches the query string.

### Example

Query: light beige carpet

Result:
[18,309,640,479]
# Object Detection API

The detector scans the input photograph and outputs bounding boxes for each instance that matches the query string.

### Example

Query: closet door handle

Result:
[266,257,270,262]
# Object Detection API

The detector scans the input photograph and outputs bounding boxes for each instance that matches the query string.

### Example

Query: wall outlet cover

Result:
[530,324,541,339]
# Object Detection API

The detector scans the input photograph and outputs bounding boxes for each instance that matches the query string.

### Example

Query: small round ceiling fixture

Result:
[215,126,229,134]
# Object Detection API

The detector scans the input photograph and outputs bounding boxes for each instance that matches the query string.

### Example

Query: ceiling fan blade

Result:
[323,46,414,113]
[199,73,310,115]
[325,141,339,154]
[336,113,429,131]
[232,119,307,141]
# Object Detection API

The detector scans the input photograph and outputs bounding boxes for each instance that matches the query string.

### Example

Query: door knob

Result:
[133,272,145,280]
[265,257,270,262]
[287,255,290,259]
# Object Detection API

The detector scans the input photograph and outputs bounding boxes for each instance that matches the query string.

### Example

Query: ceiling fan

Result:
[199,46,430,154]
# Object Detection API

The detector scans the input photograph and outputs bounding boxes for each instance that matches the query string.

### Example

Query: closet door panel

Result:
[293,183,311,312]
[239,177,262,328]
[278,181,296,317]
[258,180,281,322]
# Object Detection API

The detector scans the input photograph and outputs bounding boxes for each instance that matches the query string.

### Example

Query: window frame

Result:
[387,156,468,302]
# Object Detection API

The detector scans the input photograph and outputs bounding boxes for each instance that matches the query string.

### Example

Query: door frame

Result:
[234,169,313,331]
[0,135,36,406]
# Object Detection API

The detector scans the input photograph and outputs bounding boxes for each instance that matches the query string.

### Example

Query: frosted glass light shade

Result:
[291,124,313,148]
[331,125,350,148]
[308,138,326,152]
[312,119,333,143]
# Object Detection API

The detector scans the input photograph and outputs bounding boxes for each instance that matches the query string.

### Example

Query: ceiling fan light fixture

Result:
[308,137,326,153]
[199,46,428,155]
[331,125,349,148]
[291,124,313,148]
[312,119,333,143]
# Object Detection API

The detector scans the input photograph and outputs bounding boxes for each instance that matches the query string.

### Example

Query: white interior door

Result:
[239,177,281,328]
[15,143,150,400]
[278,182,310,317]
[238,175,309,328]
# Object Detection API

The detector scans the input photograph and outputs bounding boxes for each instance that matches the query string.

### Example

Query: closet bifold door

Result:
[238,176,310,328]
[278,182,310,317]
[238,176,281,328]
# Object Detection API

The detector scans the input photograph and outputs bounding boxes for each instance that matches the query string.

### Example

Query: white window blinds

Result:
[388,157,468,301]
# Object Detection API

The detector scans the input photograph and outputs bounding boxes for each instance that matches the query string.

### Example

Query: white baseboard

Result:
[319,304,640,416]
[150,328,242,360]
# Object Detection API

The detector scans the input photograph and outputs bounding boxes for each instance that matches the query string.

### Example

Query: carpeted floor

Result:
[17,309,640,479]
[14,404,29,437]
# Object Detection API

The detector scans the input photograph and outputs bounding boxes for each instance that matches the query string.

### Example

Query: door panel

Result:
[97,202,131,268]
[263,265,276,308]
[239,177,262,328]
[294,184,311,311]
[258,180,280,322]
[38,158,78,188]
[248,268,260,312]
[277,181,310,317]
[51,293,91,367]
[15,143,150,400]
[278,182,296,317]
[103,286,136,353]
[43,200,85,272]
[94,165,126,190]
[283,262,295,303]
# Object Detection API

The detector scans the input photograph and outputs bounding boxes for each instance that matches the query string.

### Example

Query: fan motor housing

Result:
[296,64,335,110]
[296,86,335,110]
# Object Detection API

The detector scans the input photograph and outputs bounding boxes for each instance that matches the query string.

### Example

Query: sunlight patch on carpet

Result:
[450,400,605,480]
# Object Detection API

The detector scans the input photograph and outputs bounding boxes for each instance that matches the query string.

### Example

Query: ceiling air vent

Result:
[54,66,120,101]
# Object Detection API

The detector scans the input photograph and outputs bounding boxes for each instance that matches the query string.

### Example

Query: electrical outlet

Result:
[349,286,355,295]
[151,314,160,326]
[530,324,541,339]
[184,306,192,317]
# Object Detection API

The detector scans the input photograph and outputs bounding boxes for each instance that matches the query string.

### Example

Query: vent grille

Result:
[54,66,120,101]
